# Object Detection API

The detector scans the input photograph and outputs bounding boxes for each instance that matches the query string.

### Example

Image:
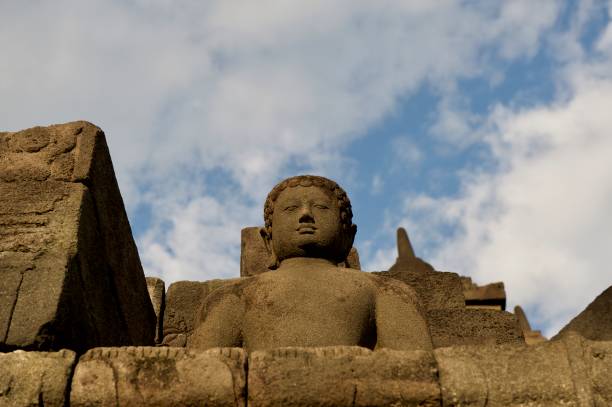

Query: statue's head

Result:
[261,175,357,268]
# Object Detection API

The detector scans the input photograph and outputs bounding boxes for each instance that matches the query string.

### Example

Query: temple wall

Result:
[1,333,611,406]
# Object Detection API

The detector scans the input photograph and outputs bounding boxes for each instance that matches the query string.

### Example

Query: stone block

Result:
[71,346,246,406]
[374,270,465,310]
[248,346,440,406]
[463,278,506,310]
[240,227,269,277]
[162,279,240,346]
[435,341,580,406]
[427,308,524,348]
[0,122,156,352]
[0,349,76,407]
[554,285,612,341]
[146,277,165,344]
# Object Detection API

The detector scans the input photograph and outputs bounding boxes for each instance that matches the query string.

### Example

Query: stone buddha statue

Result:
[190,175,432,352]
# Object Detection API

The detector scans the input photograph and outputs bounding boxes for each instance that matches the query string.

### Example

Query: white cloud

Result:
[389,22,612,337]
[0,1,562,284]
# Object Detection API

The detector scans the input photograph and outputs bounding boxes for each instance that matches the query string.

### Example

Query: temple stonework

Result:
[1,122,611,406]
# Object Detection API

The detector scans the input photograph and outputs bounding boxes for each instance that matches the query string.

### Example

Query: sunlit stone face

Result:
[271,185,347,263]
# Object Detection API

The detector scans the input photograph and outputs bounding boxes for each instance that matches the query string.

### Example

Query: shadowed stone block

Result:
[145,277,165,344]
[435,341,579,406]
[462,277,506,310]
[427,309,524,348]
[0,349,76,407]
[374,270,465,310]
[162,279,240,346]
[71,346,246,406]
[554,285,612,341]
[0,122,156,352]
[248,346,440,406]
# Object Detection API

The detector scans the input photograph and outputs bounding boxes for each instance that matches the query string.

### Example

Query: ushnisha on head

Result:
[261,175,357,269]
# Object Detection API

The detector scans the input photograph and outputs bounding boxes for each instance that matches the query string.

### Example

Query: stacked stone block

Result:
[0,122,155,353]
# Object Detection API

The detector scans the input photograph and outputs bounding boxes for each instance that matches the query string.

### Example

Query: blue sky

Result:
[2,1,612,337]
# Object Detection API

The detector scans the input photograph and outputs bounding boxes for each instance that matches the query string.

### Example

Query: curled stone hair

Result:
[264,175,354,234]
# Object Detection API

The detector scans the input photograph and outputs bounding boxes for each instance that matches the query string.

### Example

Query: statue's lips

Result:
[296,225,316,234]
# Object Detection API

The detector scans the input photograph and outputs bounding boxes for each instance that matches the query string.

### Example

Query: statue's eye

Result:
[313,204,329,210]
[284,205,298,212]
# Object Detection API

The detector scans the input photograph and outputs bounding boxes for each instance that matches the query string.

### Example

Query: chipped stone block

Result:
[427,308,524,348]
[162,279,240,346]
[248,346,440,407]
[146,276,165,343]
[0,349,76,407]
[0,122,156,352]
[435,341,580,406]
[374,270,465,310]
[70,346,246,407]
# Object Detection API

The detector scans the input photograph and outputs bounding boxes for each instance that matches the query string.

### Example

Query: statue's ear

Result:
[260,227,279,270]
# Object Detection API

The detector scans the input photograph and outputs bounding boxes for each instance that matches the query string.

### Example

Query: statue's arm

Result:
[373,277,433,351]
[189,286,244,349]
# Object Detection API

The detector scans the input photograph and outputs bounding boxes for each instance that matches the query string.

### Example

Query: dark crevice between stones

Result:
[243,354,249,407]
[62,355,78,407]
[1,269,25,345]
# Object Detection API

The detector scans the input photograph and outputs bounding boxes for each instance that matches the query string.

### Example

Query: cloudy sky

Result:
[2,0,611,337]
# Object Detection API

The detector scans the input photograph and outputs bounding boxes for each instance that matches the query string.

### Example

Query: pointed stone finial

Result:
[397,227,415,260]
[514,305,532,332]
[388,227,434,272]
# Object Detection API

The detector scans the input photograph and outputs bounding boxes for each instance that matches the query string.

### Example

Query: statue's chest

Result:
[242,276,374,344]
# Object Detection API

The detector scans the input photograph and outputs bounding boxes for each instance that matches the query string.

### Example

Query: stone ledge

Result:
[248,346,441,407]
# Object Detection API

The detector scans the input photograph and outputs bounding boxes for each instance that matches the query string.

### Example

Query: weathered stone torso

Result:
[242,266,376,350]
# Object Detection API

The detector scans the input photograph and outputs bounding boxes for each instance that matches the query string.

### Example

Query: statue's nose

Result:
[298,206,314,223]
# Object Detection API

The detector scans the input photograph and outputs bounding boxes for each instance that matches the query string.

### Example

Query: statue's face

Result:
[270,185,350,263]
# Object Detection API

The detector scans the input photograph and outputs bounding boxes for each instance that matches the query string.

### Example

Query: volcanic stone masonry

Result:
[1,121,611,406]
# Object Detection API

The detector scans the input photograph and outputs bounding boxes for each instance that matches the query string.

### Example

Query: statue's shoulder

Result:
[365,272,420,304]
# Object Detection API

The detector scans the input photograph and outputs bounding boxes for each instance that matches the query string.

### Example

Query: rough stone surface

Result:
[146,277,165,344]
[0,349,76,407]
[71,346,246,407]
[0,122,155,352]
[586,339,612,405]
[248,346,440,407]
[162,279,240,347]
[554,285,612,341]
[375,270,466,310]
[427,308,524,348]
[435,340,580,406]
